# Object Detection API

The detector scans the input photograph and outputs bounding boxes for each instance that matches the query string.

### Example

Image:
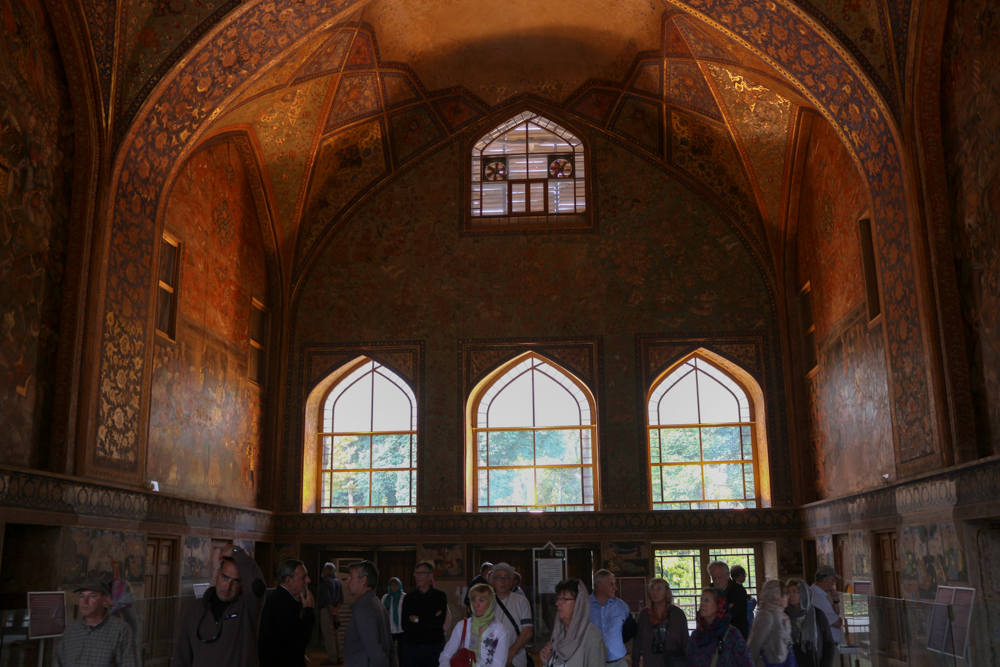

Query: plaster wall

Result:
[146,141,267,507]
[292,134,777,512]
[0,0,73,467]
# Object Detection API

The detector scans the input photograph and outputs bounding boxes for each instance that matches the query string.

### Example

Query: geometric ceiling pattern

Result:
[207,12,807,285]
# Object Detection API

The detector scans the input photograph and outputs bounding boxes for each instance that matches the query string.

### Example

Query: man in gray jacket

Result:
[344,560,394,667]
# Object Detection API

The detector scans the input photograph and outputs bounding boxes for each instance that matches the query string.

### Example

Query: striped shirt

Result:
[57,613,137,667]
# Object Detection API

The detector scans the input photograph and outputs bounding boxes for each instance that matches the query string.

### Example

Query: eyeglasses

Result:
[555,596,576,603]
[414,570,433,576]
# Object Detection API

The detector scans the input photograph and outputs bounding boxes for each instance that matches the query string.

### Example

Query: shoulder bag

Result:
[451,619,477,667]
[496,596,536,667]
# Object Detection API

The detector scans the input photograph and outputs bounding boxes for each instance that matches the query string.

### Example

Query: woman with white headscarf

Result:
[540,579,605,667]
[746,580,796,667]
[784,579,834,667]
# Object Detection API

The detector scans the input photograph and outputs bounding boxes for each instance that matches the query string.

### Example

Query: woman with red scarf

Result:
[632,578,688,667]
[686,588,753,667]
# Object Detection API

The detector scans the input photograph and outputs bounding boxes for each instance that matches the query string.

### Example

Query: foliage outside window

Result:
[472,354,596,512]
[470,112,587,229]
[648,355,758,509]
[654,545,759,630]
[319,359,417,513]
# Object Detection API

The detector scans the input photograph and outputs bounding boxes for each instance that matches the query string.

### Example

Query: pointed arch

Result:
[466,352,598,512]
[467,110,590,231]
[647,350,771,509]
[304,356,418,513]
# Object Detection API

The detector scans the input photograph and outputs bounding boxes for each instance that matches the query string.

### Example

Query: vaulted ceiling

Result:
[69,0,915,291]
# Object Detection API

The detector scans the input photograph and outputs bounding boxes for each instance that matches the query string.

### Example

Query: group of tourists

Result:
[55,548,844,667]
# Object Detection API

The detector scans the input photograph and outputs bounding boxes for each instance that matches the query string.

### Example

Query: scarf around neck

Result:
[383,578,403,626]
[692,604,732,649]
[469,589,497,655]
[785,581,819,655]
[755,580,792,664]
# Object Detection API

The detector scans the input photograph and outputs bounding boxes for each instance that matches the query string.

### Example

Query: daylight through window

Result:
[472,354,596,512]
[319,359,417,513]
[470,112,586,228]
[648,355,758,509]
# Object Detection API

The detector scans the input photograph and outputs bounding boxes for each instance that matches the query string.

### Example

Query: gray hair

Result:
[594,569,614,585]
[277,559,305,584]
[707,560,730,575]
[349,560,379,591]
[323,562,337,576]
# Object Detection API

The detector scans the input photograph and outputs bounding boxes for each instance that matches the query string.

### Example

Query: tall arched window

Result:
[318,358,417,513]
[469,111,588,230]
[471,354,597,512]
[647,355,759,509]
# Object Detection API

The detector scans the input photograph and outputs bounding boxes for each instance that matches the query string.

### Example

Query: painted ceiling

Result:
[68,0,910,281]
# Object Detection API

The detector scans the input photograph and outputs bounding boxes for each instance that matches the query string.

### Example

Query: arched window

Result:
[470,353,597,512]
[469,111,587,229]
[647,355,759,509]
[318,358,417,513]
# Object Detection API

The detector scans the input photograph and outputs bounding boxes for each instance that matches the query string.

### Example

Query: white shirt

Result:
[495,593,534,667]
[810,583,842,644]
[438,618,509,667]
[381,592,406,635]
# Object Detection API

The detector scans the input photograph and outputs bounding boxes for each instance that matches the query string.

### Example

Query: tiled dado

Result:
[801,455,1000,534]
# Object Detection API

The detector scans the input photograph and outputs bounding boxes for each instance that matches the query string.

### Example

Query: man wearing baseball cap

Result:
[810,565,844,644]
[57,580,137,666]
[489,563,533,667]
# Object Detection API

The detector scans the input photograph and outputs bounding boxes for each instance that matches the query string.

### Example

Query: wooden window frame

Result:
[470,352,598,513]
[155,232,181,340]
[646,353,761,510]
[316,357,418,514]
[248,298,268,387]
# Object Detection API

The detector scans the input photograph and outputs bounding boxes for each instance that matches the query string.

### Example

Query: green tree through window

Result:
[648,355,759,509]
[319,359,417,513]
[472,353,596,512]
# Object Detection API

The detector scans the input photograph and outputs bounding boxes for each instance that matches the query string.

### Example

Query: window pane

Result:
[659,428,700,462]
[701,426,742,461]
[548,179,576,213]
[487,468,533,507]
[536,467,583,505]
[486,373,533,427]
[744,463,756,498]
[659,464,703,502]
[533,371,582,426]
[158,239,177,285]
[480,181,507,215]
[477,432,489,466]
[371,372,413,431]
[372,433,411,468]
[658,371,698,425]
[329,434,370,469]
[332,374,373,433]
[485,430,533,466]
[650,429,661,464]
[536,429,582,465]
[321,436,333,469]
[527,155,548,178]
[156,287,173,333]
[530,182,545,212]
[741,426,754,460]
[651,465,662,502]
[704,463,744,500]
[508,156,529,180]
[326,471,370,508]
[371,470,412,507]
[511,182,526,213]
[478,470,489,507]
[483,129,526,155]
[698,373,742,424]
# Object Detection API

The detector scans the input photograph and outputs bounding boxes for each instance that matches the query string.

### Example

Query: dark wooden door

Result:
[143,536,180,666]
[875,531,908,666]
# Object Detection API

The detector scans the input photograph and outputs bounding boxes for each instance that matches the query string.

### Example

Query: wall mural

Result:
[942,0,1000,457]
[288,136,775,511]
[146,140,266,507]
[61,527,145,586]
[0,0,73,468]
[899,522,968,600]
[795,119,893,497]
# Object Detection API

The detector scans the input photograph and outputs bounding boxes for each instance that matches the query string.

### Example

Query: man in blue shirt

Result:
[588,569,631,667]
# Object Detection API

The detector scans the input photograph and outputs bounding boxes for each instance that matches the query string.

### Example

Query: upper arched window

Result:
[318,358,417,513]
[469,112,588,230]
[647,355,759,510]
[470,353,597,512]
